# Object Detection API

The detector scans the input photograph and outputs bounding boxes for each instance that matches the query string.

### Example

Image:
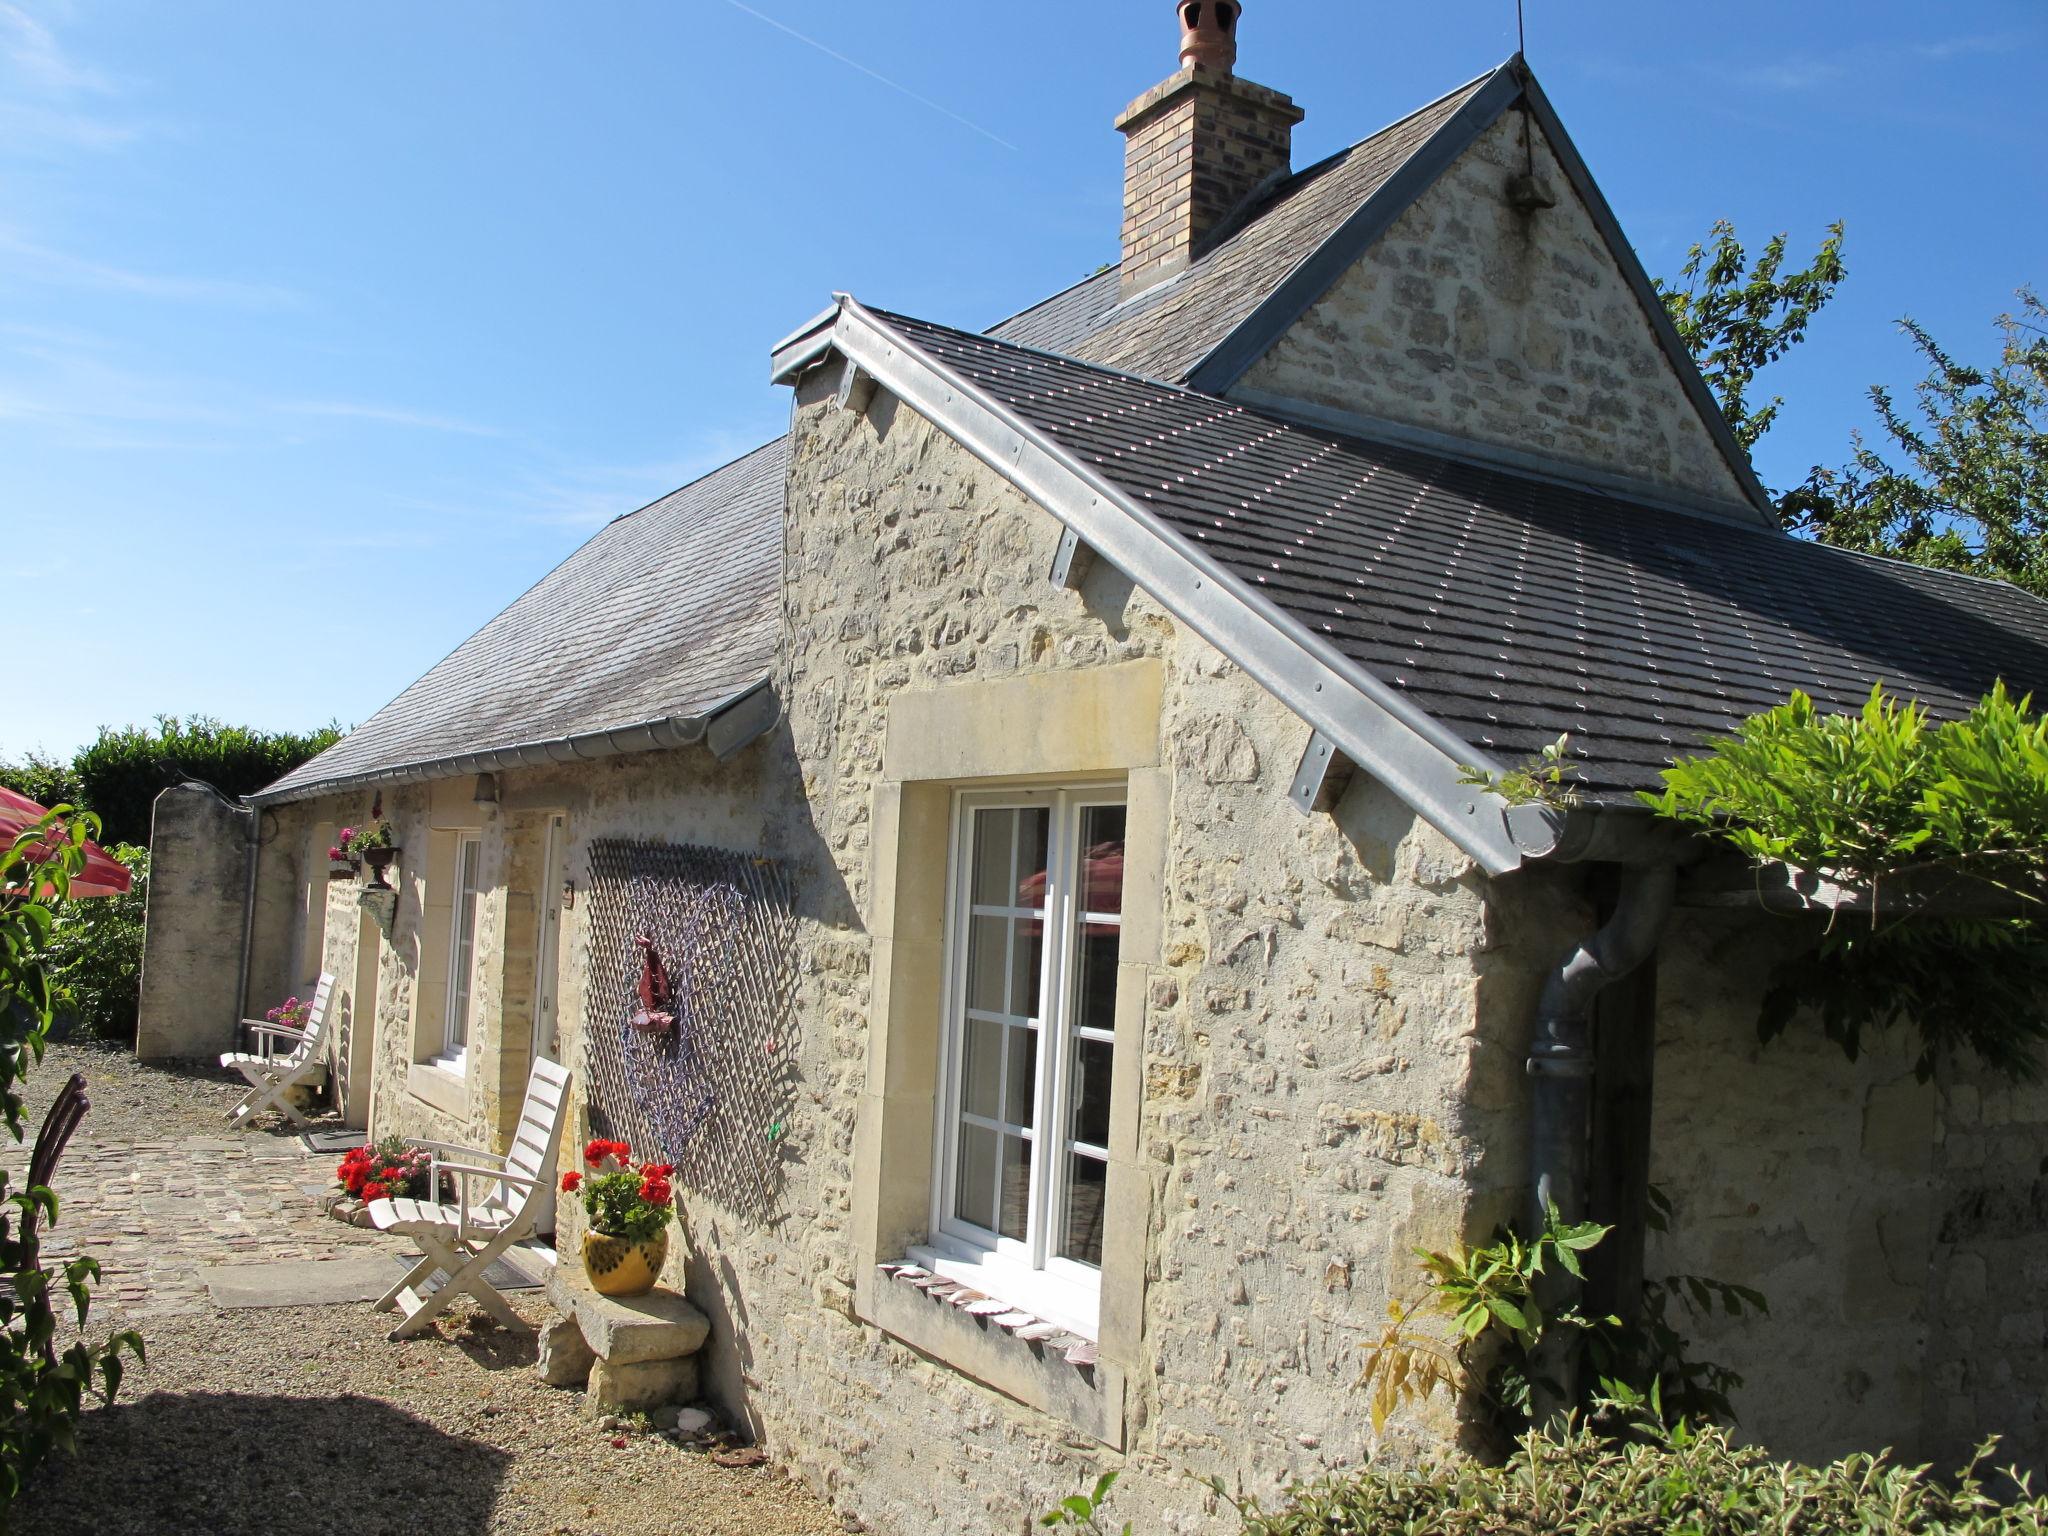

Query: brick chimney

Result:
[1116,1,1304,298]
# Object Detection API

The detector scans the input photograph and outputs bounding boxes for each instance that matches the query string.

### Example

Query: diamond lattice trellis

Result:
[580,839,797,1221]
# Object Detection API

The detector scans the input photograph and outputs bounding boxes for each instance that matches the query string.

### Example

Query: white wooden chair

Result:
[220,973,335,1129]
[370,1056,573,1341]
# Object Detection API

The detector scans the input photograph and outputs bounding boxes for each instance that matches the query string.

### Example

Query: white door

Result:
[534,814,567,1066]
[531,815,567,1238]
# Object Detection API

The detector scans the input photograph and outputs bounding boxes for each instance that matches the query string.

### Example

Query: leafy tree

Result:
[1656,219,1848,452]
[68,715,340,847]
[1786,290,2048,597]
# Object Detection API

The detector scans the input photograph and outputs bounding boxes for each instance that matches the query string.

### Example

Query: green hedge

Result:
[70,716,340,846]
[1234,1422,2047,1536]
[3,716,341,848]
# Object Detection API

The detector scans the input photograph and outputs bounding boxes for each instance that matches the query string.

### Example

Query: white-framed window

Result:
[916,785,1126,1338]
[436,832,482,1074]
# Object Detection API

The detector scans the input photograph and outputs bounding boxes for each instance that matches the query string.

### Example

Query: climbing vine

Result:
[1648,682,2048,1080]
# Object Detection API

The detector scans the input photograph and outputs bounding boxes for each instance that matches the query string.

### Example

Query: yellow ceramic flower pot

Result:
[582,1229,667,1297]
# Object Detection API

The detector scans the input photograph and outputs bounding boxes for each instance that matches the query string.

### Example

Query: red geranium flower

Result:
[362,1182,390,1201]
[561,1171,583,1192]
[583,1138,632,1168]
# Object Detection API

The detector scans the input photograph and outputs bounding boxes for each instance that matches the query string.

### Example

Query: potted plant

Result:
[353,819,400,887]
[327,826,360,880]
[562,1140,675,1297]
[335,1137,436,1202]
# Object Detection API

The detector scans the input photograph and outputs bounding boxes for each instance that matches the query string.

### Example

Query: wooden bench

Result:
[540,1265,711,1415]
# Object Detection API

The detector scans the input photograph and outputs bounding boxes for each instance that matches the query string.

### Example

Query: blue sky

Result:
[2,0,2041,762]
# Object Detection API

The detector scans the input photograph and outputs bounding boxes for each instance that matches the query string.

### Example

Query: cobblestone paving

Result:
[46,1130,382,1319]
[31,1041,382,1320]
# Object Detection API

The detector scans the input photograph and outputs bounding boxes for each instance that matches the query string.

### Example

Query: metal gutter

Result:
[784,295,1531,875]
[247,679,780,808]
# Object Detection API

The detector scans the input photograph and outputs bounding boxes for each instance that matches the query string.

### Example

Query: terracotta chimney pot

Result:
[1178,0,1240,73]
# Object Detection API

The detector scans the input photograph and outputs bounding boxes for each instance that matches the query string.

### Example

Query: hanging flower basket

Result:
[328,828,363,880]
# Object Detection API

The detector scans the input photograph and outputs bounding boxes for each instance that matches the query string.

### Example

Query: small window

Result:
[924,786,1126,1336]
[439,833,482,1072]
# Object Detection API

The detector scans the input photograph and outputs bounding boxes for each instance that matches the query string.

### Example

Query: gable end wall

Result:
[1236,111,1751,509]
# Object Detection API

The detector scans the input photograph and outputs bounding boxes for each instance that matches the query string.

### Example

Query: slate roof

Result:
[873,310,2048,799]
[262,440,787,801]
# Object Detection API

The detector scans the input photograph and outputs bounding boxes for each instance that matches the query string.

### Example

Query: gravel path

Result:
[14,1044,845,1536]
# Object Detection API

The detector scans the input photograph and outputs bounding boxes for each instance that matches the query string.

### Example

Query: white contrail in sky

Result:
[717,0,1020,152]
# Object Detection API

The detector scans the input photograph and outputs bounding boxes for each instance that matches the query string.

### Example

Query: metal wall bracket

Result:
[1289,731,1356,815]
[836,363,878,415]
[1049,526,1097,591]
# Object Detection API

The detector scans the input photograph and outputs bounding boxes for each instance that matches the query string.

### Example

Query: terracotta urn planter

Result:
[360,846,400,888]
[583,1229,667,1297]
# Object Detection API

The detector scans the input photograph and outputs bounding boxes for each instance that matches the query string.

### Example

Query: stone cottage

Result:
[141,7,2048,1529]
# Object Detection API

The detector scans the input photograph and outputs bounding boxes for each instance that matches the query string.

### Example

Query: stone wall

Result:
[137,782,254,1060]
[1237,111,1751,511]
[1648,910,2048,1477]
[271,750,775,1159]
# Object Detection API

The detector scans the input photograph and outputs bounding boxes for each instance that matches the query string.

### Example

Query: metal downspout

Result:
[234,799,260,1021]
[1525,860,1676,1424]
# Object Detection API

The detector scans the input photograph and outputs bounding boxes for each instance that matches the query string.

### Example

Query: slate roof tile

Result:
[263,439,787,800]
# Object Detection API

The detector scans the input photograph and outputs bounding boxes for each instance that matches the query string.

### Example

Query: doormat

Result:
[302,1129,367,1154]
[392,1250,546,1293]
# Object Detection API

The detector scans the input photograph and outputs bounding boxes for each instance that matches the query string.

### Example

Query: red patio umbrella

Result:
[0,788,133,898]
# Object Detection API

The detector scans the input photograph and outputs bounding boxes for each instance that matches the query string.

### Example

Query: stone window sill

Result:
[406,1059,466,1117]
[856,1261,1121,1448]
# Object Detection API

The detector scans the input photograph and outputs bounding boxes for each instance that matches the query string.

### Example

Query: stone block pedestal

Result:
[541,1266,710,1416]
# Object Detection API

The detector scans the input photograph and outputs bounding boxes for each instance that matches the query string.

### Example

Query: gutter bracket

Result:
[836,363,878,416]
[1050,526,1097,591]
[1288,731,1357,815]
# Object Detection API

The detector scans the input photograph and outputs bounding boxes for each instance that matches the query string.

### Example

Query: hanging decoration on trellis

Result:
[582,840,797,1221]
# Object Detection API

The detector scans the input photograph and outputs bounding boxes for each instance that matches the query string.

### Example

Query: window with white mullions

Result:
[932,787,1126,1333]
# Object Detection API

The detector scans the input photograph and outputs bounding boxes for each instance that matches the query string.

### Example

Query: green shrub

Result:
[1232,1420,2048,1536]
[43,845,147,1044]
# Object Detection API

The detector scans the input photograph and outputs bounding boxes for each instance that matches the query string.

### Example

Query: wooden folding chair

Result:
[370,1057,572,1341]
[220,973,335,1128]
